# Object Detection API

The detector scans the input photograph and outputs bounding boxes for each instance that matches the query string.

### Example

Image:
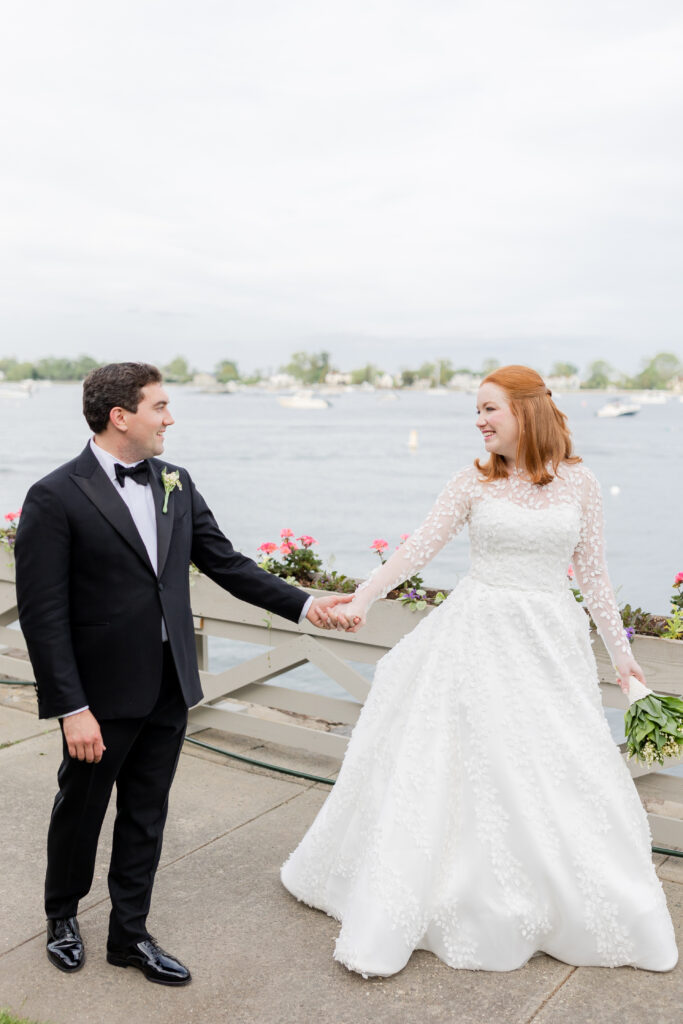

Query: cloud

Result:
[1,0,682,372]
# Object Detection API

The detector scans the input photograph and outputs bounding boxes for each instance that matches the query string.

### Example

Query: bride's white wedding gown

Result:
[281,463,678,975]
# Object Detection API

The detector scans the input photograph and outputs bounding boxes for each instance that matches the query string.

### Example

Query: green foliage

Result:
[259,538,324,584]
[0,1011,47,1024]
[619,603,667,637]
[581,360,614,389]
[0,511,20,564]
[550,361,579,378]
[313,570,357,594]
[283,350,332,384]
[662,607,683,640]
[215,359,239,383]
[163,356,192,382]
[350,363,382,385]
[435,359,455,385]
[0,359,37,380]
[398,587,447,611]
[406,360,454,386]
[36,355,99,380]
[0,355,101,381]
[416,361,435,380]
[241,372,263,385]
[629,351,682,390]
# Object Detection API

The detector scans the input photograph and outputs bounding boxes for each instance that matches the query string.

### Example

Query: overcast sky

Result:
[1,0,682,375]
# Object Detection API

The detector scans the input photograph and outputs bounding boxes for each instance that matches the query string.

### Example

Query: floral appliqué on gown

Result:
[281,463,678,975]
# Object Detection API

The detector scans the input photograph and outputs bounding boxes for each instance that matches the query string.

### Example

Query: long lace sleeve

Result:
[353,467,474,609]
[572,467,631,665]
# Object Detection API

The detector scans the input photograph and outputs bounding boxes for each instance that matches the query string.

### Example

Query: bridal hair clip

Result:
[624,676,683,768]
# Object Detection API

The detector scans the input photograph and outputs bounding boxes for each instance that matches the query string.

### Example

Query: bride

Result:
[280,364,678,976]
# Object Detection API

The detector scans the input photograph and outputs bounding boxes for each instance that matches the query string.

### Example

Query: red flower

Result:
[258,542,278,554]
[4,509,21,522]
[675,571,683,585]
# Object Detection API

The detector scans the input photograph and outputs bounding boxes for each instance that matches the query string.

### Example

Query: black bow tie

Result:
[114,461,150,488]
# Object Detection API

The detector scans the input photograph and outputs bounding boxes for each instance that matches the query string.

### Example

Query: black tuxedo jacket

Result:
[15,444,308,720]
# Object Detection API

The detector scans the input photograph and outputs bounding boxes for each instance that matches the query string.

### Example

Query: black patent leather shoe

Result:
[106,937,191,986]
[46,917,85,972]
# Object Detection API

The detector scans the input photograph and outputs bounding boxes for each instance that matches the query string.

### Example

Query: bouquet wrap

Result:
[627,677,653,705]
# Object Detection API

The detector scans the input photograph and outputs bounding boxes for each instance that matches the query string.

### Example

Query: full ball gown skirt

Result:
[281,476,678,975]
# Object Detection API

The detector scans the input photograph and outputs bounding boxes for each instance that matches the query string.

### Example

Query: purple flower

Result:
[625,627,635,641]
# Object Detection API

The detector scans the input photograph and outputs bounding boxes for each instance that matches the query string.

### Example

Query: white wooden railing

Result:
[1,568,682,847]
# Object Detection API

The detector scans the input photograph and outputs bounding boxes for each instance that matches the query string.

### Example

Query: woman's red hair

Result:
[474,365,581,486]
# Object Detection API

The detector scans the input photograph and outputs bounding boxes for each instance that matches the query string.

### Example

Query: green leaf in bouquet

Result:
[643,696,668,720]
[634,721,655,743]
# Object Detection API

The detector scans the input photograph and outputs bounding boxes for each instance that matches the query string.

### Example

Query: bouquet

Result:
[624,676,683,768]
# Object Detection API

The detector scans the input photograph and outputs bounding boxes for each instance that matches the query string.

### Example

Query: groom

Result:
[15,362,350,986]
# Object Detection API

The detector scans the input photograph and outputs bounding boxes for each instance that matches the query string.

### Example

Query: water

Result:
[2,384,681,613]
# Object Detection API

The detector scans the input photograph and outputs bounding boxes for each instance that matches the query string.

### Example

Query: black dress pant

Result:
[45,643,187,945]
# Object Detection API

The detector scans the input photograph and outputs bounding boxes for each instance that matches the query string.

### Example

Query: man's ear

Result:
[108,406,129,433]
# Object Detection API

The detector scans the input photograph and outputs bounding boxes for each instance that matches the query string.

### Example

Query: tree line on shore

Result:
[1,351,681,390]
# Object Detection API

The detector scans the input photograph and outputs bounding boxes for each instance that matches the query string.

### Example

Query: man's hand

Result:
[62,709,106,763]
[328,599,367,634]
[306,594,355,631]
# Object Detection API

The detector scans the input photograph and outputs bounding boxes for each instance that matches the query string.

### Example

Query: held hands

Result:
[62,709,106,763]
[306,594,356,631]
[305,594,365,633]
[327,599,367,634]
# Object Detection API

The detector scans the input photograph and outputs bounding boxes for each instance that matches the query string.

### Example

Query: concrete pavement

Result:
[0,700,681,1024]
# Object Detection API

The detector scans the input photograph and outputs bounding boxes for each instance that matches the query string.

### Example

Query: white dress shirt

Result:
[63,438,313,717]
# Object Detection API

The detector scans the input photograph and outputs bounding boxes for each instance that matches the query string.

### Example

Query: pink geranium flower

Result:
[371,539,388,552]
[280,541,298,555]
[4,509,21,522]
[675,571,683,585]
[258,542,278,554]
[280,528,295,539]
[400,533,410,541]
[298,535,317,548]
[567,565,575,580]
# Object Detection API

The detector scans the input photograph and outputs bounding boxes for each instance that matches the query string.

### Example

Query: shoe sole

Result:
[106,952,191,986]
[47,950,85,973]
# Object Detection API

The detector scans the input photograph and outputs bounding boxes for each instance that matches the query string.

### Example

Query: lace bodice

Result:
[354,462,631,665]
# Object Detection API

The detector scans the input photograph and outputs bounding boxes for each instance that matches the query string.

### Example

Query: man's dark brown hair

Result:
[83,362,163,434]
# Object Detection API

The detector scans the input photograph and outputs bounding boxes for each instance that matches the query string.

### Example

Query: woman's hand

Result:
[614,656,647,696]
[306,594,354,630]
[328,599,368,633]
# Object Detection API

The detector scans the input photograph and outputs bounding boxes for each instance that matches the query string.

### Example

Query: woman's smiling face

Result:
[476,382,520,465]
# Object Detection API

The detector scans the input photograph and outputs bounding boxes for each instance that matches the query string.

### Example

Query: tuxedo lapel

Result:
[70,445,156,575]
[150,460,174,579]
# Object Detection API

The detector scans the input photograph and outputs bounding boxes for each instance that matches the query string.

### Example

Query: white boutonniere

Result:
[161,467,182,513]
